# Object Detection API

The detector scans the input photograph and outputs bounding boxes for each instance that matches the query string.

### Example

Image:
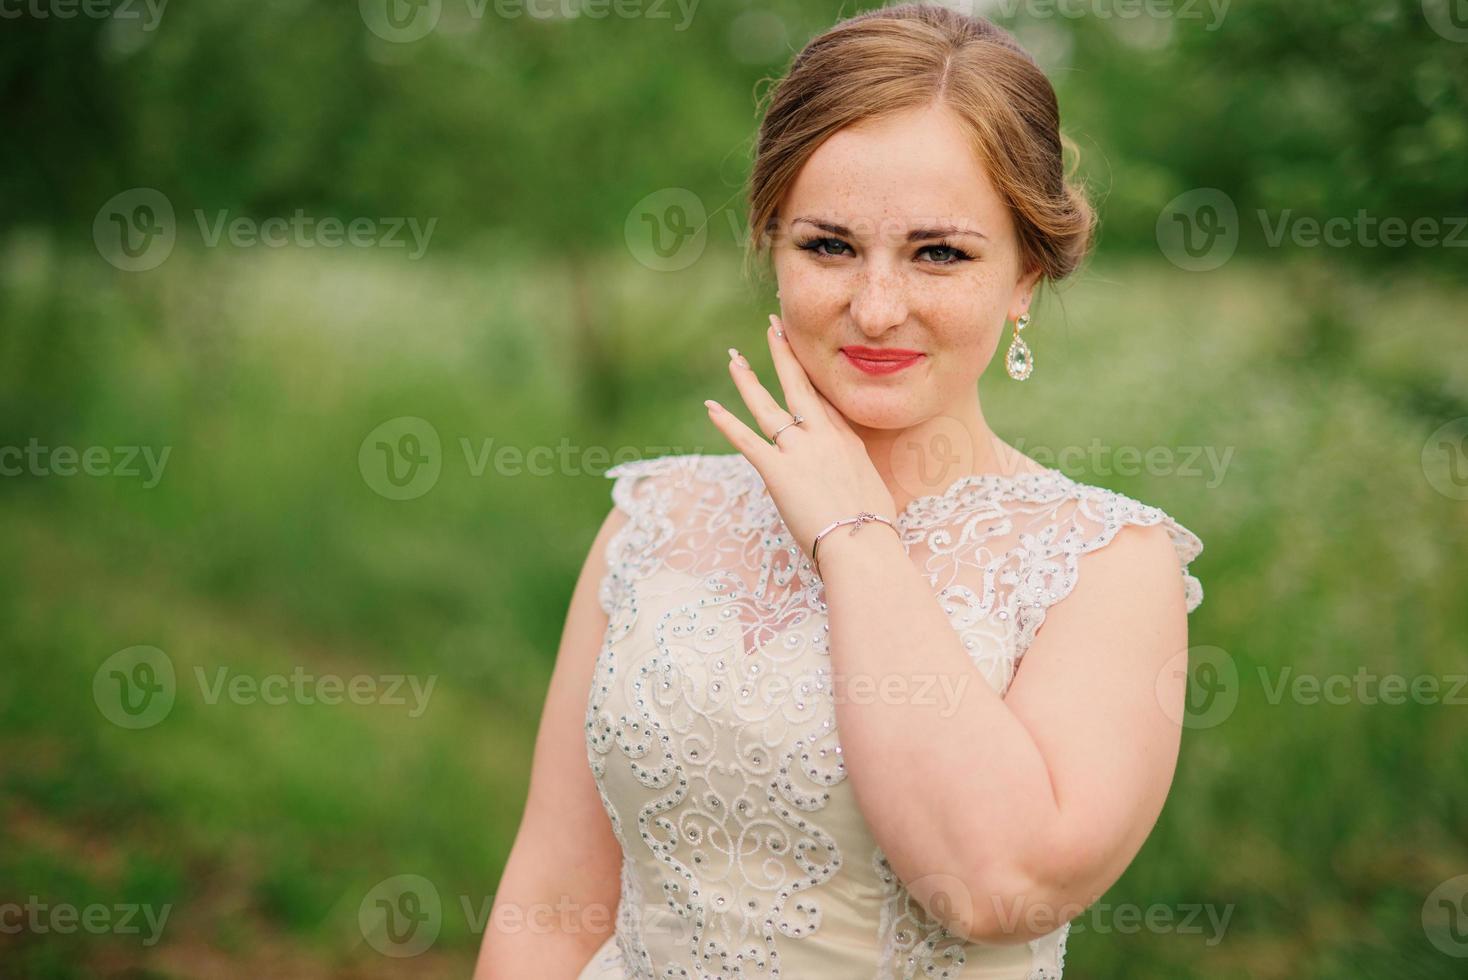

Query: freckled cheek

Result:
[776,273,849,344]
[918,321,988,370]
[911,277,999,345]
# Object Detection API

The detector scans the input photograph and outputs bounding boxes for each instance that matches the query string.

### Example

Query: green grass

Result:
[1,235,1465,977]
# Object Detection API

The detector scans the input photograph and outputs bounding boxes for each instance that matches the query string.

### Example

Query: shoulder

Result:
[596,453,758,616]
[603,452,754,519]
[989,474,1205,668]
[1041,475,1206,615]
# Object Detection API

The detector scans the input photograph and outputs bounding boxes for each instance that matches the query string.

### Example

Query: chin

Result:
[828,389,924,430]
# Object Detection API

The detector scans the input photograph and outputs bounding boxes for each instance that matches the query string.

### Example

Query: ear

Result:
[1009,266,1043,320]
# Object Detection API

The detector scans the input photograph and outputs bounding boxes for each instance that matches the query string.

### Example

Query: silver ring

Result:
[769,414,805,445]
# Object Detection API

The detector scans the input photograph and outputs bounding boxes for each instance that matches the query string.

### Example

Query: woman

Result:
[476,4,1204,978]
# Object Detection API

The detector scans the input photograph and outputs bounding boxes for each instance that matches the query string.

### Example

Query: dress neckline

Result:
[891,465,1075,521]
[718,452,1075,526]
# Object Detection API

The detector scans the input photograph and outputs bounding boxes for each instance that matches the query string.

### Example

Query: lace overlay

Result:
[581,453,1203,980]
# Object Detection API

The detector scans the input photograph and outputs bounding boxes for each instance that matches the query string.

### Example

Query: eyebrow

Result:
[793,217,989,242]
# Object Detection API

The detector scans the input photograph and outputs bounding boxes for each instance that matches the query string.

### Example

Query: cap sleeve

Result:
[1160,512,1205,615]
[598,455,699,616]
[604,454,698,519]
[1012,488,1205,660]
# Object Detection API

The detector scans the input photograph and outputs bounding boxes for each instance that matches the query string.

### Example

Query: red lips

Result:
[840,346,925,376]
[840,345,923,360]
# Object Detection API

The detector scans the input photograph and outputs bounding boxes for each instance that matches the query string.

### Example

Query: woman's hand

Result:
[704,313,897,559]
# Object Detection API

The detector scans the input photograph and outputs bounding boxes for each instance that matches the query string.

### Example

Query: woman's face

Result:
[771,102,1040,431]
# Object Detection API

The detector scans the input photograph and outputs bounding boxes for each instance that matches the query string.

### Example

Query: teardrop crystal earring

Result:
[1005,312,1033,381]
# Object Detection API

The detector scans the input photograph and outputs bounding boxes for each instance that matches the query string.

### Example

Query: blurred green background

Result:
[3,0,1467,977]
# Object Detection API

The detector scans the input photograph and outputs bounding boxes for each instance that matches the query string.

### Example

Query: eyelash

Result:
[794,236,975,265]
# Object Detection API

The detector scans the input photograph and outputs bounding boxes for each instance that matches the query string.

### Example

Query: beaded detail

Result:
[583,453,1203,979]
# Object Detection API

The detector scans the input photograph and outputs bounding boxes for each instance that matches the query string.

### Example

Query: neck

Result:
[847,392,1035,511]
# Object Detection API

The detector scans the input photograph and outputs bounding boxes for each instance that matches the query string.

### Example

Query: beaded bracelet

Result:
[810,511,898,576]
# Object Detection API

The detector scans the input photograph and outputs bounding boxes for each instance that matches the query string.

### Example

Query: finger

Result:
[807,377,850,432]
[727,345,797,442]
[765,314,823,421]
[769,315,851,433]
[704,398,776,465]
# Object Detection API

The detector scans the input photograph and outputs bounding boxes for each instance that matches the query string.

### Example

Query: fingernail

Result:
[704,399,721,413]
[728,347,749,368]
[769,314,784,339]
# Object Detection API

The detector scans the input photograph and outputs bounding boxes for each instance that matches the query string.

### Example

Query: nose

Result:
[848,263,909,338]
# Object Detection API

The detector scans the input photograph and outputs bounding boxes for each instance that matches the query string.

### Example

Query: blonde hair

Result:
[744,2,1095,287]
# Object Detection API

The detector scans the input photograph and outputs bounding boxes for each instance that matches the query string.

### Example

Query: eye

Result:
[794,236,975,265]
[918,242,974,265]
[796,236,851,258]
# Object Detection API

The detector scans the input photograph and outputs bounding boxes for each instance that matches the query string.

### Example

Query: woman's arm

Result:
[473,505,629,979]
[815,519,1190,945]
[703,318,1192,946]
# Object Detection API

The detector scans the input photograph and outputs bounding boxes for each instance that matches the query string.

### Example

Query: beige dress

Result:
[578,453,1204,979]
